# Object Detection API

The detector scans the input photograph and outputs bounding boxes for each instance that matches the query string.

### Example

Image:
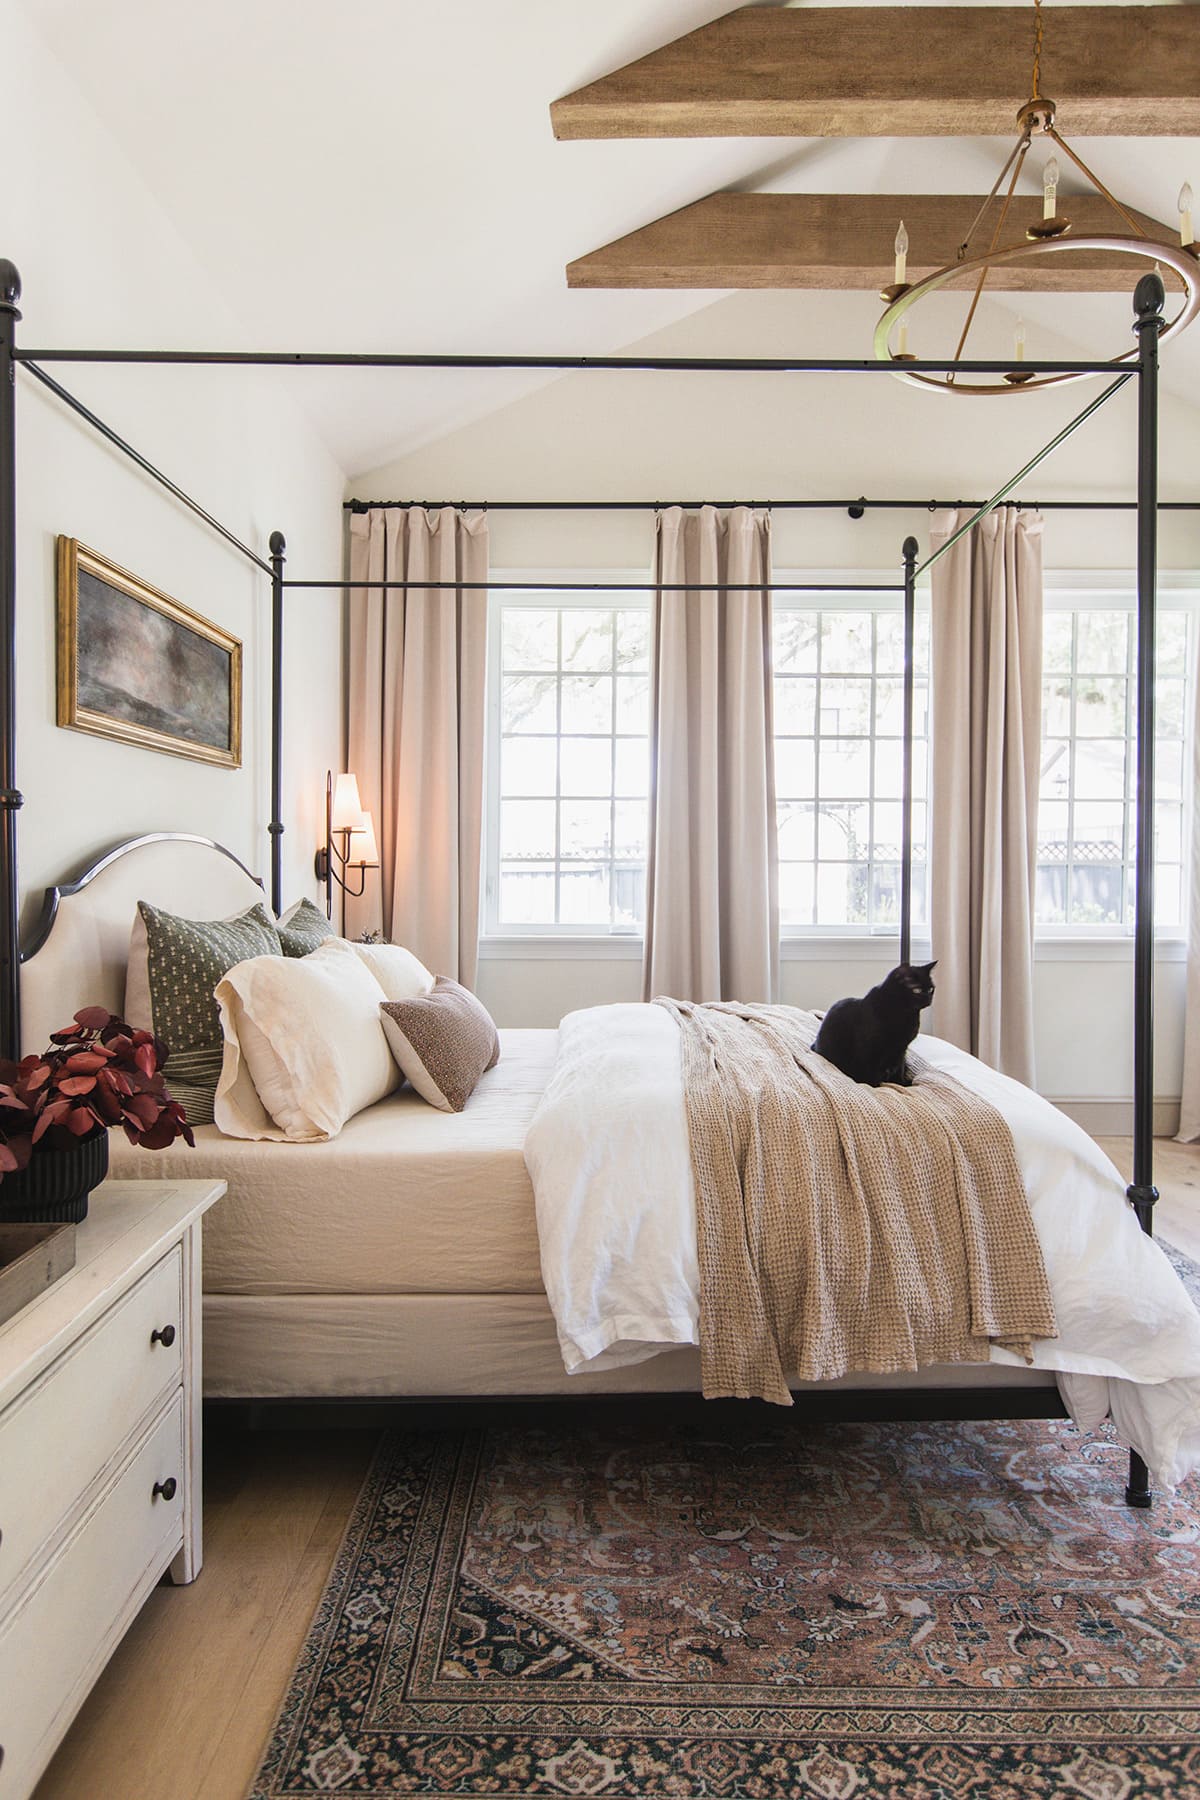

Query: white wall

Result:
[8,7,345,966]
[354,291,1200,1122]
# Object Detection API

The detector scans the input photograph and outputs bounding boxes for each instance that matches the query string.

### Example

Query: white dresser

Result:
[0,1179,224,1800]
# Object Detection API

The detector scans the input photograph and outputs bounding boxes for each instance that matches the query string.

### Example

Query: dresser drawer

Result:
[0,1245,182,1608]
[0,1392,184,1799]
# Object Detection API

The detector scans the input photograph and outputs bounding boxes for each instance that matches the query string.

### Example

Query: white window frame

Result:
[773,571,931,941]
[482,573,652,945]
[1036,572,1197,944]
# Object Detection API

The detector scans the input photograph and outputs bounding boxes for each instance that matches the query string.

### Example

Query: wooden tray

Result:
[0,1222,77,1328]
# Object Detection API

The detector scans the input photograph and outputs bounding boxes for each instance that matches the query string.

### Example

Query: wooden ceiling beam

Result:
[566,193,1178,292]
[551,7,1200,139]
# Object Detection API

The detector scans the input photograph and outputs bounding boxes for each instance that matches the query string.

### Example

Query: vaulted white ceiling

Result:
[20,0,1200,479]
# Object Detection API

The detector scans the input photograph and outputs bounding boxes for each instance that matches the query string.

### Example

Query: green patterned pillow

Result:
[125,900,281,1125]
[277,896,337,958]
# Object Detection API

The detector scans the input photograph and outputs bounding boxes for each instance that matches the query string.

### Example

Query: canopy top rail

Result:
[281,579,906,594]
[14,348,1127,376]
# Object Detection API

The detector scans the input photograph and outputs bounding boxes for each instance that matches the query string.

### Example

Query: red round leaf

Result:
[57,1076,97,1097]
[74,1006,115,1031]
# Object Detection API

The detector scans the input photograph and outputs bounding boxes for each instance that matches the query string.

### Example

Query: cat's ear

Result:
[923,960,938,973]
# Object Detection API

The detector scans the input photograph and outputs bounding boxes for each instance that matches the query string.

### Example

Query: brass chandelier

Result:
[873,0,1199,394]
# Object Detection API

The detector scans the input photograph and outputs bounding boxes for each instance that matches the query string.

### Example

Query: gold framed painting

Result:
[56,539,242,768]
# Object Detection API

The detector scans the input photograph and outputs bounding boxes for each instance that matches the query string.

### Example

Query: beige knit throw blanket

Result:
[654,999,1058,1407]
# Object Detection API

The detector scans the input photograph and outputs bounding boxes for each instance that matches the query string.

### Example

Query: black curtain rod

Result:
[14,348,1127,376]
[343,497,1200,515]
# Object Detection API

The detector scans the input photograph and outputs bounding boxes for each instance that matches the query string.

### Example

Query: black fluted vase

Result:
[0,1128,109,1223]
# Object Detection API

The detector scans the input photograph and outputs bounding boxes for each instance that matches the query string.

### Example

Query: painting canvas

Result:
[57,539,241,767]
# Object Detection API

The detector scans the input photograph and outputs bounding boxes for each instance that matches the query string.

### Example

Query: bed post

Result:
[900,536,918,966]
[268,530,286,918]
[1124,270,1165,1510]
[0,261,22,1061]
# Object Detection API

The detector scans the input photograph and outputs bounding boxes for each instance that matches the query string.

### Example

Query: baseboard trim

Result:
[1050,1096,1181,1138]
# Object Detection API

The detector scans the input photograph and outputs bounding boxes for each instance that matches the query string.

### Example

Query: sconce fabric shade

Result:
[331,772,366,833]
[348,812,380,870]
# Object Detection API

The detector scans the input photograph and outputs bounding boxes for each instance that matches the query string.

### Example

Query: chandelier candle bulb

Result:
[894,221,908,286]
[1015,319,1026,361]
[897,318,908,355]
[1181,183,1194,248]
[1043,156,1059,220]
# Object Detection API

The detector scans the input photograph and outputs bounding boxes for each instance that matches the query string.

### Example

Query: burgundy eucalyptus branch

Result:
[0,1007,195,1178]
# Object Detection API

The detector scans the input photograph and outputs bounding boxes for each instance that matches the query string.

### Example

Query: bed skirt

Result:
[202,1292,1059,1401]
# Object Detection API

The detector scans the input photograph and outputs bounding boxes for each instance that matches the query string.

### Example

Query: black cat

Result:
[812,962,937,1088]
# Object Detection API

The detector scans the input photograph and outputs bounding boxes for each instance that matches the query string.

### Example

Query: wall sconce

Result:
[314,770,380,918]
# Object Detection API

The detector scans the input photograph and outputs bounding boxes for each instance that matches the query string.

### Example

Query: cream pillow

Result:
[348,940,434,1002]
[213,938,398,1141]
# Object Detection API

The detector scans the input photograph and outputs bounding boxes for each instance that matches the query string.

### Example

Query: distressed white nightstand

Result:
[0,1178,224,1799]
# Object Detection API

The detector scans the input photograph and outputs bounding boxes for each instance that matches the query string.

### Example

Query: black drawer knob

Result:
[152,1477,178,1502]
[150,1324,176,1348]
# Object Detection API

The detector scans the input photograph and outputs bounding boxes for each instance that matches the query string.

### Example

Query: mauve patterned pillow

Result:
[379,977,500,1113]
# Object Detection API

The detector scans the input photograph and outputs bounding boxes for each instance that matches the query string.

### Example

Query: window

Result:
[485,580,1194,945]
[484,593,651,934]
[1037,598,1191,932]
[774,596,931,933]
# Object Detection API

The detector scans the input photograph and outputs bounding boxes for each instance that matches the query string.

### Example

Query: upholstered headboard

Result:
[19,834,265,1054]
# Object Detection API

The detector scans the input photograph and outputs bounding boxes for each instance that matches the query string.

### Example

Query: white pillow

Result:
[347,940,435,1002]
[213,938,398,1141]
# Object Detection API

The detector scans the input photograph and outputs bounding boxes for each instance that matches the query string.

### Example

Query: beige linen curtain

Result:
[1177,626,1200,1140]
[928,507,1043,1085]
[345,507,488,987]
[642,505,778,1003]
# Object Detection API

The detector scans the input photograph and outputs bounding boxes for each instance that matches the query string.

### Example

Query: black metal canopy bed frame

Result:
[0,256,1182,1505]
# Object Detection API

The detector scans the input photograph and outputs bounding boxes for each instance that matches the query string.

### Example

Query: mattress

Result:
[108,1028,557,1296]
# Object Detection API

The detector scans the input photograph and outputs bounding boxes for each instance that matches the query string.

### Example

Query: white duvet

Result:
[525,1003,1200,1491]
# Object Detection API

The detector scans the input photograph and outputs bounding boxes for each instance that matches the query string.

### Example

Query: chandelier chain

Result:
[1031,0,1043,101]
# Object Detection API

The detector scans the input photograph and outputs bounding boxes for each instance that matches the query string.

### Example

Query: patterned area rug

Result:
[250,1232,1200,1800]
[1164,1238,1200,1310]
[251,1391,1200,1799]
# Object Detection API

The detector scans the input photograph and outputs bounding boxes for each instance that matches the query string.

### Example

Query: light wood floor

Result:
[34,1427,379,1800]
[34,1136,1200,1800]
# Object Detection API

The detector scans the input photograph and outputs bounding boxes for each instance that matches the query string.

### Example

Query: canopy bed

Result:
[0,258,1189,1505]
